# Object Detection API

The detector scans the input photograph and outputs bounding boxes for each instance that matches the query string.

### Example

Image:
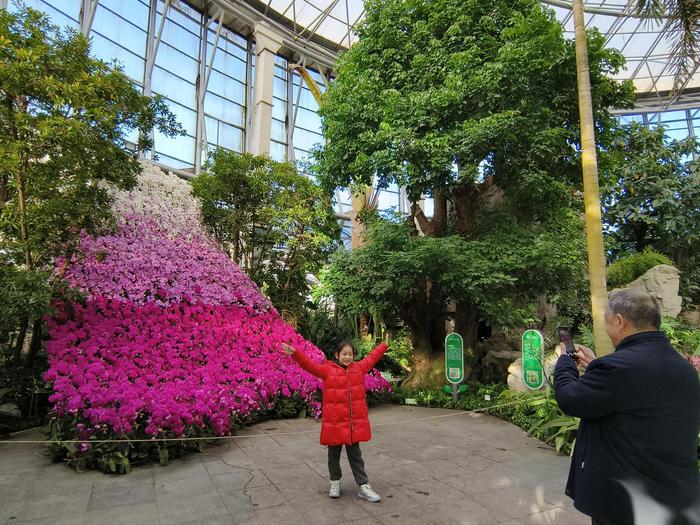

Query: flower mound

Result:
[45,163,390,470]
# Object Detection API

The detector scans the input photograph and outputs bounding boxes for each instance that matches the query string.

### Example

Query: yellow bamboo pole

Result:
[289,64,324,105]
[573,0,613,356]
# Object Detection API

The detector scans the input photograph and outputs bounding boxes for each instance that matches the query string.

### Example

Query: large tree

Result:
[323,213,589,387]
[315,0,633,387]
[0,7,181,364]
[601,122,700,302]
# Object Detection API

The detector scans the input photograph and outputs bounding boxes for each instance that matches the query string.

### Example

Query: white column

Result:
[250,22,283,156]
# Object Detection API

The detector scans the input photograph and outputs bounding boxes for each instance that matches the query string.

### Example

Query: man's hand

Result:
[281,343,296,355]
[573,344,595,370]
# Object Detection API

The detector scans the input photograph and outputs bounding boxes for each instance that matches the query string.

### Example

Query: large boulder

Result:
[620,264,682,317]
[507,358,529,392]
[481,349,521,383]
[474,333,520,383]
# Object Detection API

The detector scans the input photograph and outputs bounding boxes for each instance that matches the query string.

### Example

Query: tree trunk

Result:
[26,318,43,365]
[0,173,8,204]
[453,182,479,236]
[431,187,447,236]
[411,187,447,237]
[400,295,447,390]
[632,222,648,253]
[573,0,613,356]
[401,326,445,390]
[359,313,370,338]
[15,167,33,270]
[13,317,29,366]
[232,228,240,266]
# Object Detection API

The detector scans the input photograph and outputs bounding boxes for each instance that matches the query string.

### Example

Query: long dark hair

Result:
[333,340,355,360]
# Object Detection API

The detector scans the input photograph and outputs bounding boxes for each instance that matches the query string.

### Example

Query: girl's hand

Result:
[282,343,296,355]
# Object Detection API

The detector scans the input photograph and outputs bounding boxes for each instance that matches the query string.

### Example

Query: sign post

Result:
[445,333,464,400]
[521,329,545,390]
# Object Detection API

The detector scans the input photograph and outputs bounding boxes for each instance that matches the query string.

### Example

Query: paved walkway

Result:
[1,404,589,525]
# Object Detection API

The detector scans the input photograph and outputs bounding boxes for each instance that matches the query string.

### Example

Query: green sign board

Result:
[521,329,544,390]
[445,333,464,384]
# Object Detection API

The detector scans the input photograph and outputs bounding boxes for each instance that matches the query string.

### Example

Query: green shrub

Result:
[386,331,413,373]
[660,317,700,357]
[578,317,700,358]
[607,249,673,288]
[353,333,411,379]
[297,307,355,357]
[0,353,52,435]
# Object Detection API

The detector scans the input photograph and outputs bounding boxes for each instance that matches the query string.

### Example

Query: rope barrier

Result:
[0,400,527,445]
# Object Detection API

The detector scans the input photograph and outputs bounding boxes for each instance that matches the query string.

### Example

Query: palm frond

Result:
[635,1,700,93]
[666,0,700,92]
[635,0,666,21]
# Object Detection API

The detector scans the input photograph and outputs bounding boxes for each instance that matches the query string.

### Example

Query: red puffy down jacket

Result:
[292,342,388,446]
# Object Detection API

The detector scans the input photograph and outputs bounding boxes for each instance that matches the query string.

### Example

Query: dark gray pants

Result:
[328,443,369,485]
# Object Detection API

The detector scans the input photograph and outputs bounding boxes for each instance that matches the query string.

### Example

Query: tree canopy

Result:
[314,0,634,387]
[0,7,181,269]
[601,122,700,302]
[0,6,181,366]
[316,0,633,206]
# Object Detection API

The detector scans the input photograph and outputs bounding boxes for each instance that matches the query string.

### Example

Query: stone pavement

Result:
[0,404,589,525]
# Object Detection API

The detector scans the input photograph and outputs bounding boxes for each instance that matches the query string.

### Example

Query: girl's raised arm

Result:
[359,342,389,374]
[283,343,328,379]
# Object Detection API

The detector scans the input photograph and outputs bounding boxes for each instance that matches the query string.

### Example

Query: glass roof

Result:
[257,0,699,98]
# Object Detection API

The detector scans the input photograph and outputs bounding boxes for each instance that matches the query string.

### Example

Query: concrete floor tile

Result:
[7,492,91,522]
[217,489,254,520]
[298,496,374,524]
[244,484,287,509]
[377,504,451,525]
[500,506,591,525]
[259,463,325,488]
[345,518,383,525]
[155,473,214,501]
[1,405,588,525]
[156,492,228,524]
[174,516,236,525]
[241,469,272,489]
[7,515,90,525]
[238,504,308,525]
[210,470,253,491]
[353,484,420,518]
[88,479,156,510]
[85,502,160,525]
[370,463,434,485]
[467,485,559,520]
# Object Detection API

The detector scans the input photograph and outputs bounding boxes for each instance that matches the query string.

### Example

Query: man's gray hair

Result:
[606,289,661,330]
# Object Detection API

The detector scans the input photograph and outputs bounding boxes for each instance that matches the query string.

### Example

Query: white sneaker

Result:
[329,480,341,498]
[358,483,381,502]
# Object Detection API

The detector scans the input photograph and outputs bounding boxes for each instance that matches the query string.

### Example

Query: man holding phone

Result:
[553,288,699,525]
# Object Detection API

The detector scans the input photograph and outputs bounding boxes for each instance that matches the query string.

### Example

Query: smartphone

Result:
[557,328,576,357]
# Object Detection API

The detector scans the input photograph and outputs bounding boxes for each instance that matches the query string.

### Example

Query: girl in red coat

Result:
[282,340,388,502]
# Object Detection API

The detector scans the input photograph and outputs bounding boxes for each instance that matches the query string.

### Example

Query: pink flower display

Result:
[46,163,390,444]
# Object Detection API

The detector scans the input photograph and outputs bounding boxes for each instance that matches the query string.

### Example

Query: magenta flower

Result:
[46,163,391,441]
